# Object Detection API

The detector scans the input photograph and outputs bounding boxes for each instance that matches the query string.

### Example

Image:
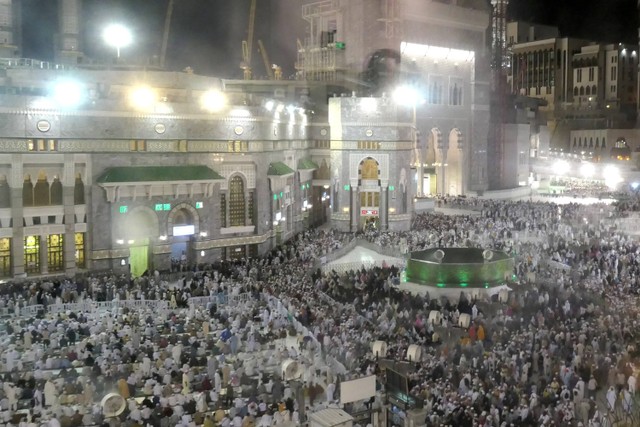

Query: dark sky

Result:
[19,0,639,78]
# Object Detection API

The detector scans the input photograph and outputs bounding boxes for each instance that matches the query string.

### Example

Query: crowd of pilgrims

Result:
[0,198,639,426]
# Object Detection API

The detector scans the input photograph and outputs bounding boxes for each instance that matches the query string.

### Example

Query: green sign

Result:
[389,185,395,191]
[195,202,203,209]
[343,185,350,191]
[119,206,128,214]
[163,203,171,211]
[335,41,346,50]
[154,204,163,211]
[273,194,278,201]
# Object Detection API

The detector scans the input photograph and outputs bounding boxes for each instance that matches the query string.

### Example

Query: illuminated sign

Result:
[119,206,128,214]
[173,225,195,236]
[361,209,379,216]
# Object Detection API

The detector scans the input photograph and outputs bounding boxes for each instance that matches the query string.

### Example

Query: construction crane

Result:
[258,40,275,80]
[160,0,176,69]
[258,39,283,80]
[241,0,257,80]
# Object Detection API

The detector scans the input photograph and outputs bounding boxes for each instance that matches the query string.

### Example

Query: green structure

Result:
[405,248,514,289]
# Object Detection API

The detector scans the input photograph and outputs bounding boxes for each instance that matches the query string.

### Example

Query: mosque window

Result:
[50,177,63,205]
[22,175,34,207]
[248,191,255,226]
[75,233,85,268]
[33,172,50,206]
[0,176,10,209]
[220,194,227,228]
[74,174,85,205]
[0,238,10,277]
[24,235,40,274]
[229,176,246,227]
[47,234,64,272]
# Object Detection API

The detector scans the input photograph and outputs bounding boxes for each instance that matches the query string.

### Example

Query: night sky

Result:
[19,0,639,78]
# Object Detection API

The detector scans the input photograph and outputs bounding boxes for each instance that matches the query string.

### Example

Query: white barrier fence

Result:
[0,292,254,319]
[188,293,252,310]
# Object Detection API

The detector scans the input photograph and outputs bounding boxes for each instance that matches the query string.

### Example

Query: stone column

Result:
[380,185,388,231]
[39,234,48,275]
[10,155,24,277]
[63,156,76,276]
[244,191,250,226]
[350,186,358,232]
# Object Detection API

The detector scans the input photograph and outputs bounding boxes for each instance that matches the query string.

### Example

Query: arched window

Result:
[573,138,577,147]
[360,158,379,180]
[578,137,582,147]
[595,138,600,148]
[602,137,606,148]
[573,87,578,96]
[50,176,62,205]
[0,176,10,208]
[74,174,85,205]
[592,85,597,95]
[580,87,585,96]
[33,172,49,206]
[589,138,593,148]
[228,176,246,227]
[22,175,34,207]
[585,86,591,96]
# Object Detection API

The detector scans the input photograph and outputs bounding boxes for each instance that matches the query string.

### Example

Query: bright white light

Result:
[400,42,475,63]
[276,104,285,113]
[264,100,275,111]
[553,160,570,175]
[200,251,205,257]
[632,182,639,190]
[199,231,208,237]
[52,80,84,108]
[173,225,195,236]
[603,164,622,189]
[103,24,132,57]
[127,240,135,245]
[116,239,124,245]
[579,162,595,178]
[129,86,156,110]
[393,85,421,107]
[286,105,296,115]
[360,98,378,112]
[159,235,168,241]
[200,90,227,112]
[229,108,251,117]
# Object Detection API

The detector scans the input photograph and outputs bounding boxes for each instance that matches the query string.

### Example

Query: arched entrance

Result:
[119,207,158,277]
[358,157,380,230]
[169,207,196,270]
[446,129,464,195]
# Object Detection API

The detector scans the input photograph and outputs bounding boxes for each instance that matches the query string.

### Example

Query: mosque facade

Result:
[0,0,492,279]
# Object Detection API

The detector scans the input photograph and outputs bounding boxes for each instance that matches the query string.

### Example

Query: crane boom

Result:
[160,0,176,69]
[241,0,257,80]
[258,39,275,80]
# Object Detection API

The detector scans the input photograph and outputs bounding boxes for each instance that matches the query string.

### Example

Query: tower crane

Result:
[241,0,257,80]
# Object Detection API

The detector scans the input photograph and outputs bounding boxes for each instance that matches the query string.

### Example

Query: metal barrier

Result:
[188,293,252,310]
[19,304,44,317]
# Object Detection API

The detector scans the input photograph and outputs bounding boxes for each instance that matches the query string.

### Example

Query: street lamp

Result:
[103,24,132,59]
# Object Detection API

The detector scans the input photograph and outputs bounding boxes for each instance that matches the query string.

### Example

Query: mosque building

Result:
[0,0,492,278]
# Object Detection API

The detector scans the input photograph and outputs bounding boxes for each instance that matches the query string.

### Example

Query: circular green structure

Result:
[405,248,514,289]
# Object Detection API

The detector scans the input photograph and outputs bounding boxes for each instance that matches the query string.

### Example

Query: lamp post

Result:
[103,24,132,59]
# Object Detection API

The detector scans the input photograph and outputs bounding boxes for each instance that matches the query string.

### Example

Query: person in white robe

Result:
[44,379,58,408]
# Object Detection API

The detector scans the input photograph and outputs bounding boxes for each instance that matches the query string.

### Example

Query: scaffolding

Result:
[296,0,345,81]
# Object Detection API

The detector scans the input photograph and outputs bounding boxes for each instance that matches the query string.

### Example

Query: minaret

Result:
[56,0,83,65]
[0,0,18,58]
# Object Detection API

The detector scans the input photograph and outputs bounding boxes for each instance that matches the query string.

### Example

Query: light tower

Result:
[489,0,509,189]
